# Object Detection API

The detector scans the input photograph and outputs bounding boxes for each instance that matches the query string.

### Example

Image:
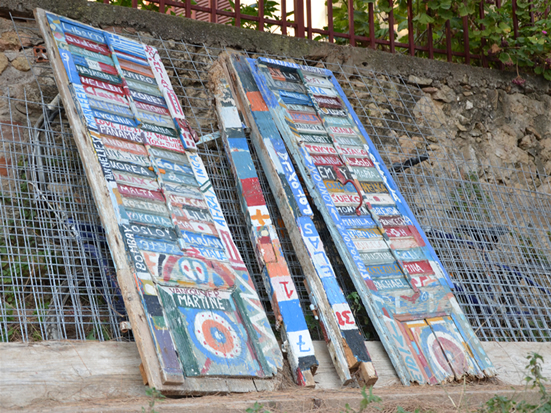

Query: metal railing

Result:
[101,0,546,67]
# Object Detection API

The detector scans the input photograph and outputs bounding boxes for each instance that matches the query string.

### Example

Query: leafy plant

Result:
[322,0,551,82]
[342,385,382,413]
[227,0,294,33]
[142,387,165,413]
[481,352,551,412]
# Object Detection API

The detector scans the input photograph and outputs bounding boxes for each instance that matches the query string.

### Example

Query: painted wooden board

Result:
[37,9,282,394]
[210,70,318,386]
[232,55,496,385]
[220,53,377,387]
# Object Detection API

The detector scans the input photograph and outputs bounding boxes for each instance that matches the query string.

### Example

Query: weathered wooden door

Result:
[38,10,282,392]
[236,56,495,385]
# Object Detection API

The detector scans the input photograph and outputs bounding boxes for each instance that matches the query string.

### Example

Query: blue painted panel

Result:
[228,150,258,180]
[136,237,184,255]
[88,97,134,118]
[93,109,138,127]
[60,20,106,44]
[181,230,225,251]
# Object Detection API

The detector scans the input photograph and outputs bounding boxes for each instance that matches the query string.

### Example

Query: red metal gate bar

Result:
[281,0,287,36]
[259,0,264,31]
[368,2,375,49]
[445,20,452,62]
[407,0,414,56]
[389,0,395,53]
[234,0,240,26]
[306,0,312,39]
[480,1,487,68]
[327,0,334,43]
[462,16,470,64]
[512,0,519,38]
[295,0,304,38]
[348,0,355,47]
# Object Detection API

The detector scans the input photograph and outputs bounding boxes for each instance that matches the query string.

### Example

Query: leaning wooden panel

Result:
[221,52,377,386]
[210,67,318,386]
[240,56,496,385]
[35,9,282,393]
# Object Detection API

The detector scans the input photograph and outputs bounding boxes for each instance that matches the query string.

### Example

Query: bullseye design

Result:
[194,311,242,359]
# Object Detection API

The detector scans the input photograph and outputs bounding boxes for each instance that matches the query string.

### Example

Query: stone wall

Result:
[1,0,550,193]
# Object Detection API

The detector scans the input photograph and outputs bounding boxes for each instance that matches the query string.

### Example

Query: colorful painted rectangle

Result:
[118,184,165,202]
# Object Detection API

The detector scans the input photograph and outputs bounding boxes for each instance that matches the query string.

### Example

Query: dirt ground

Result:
[11,382,546,413]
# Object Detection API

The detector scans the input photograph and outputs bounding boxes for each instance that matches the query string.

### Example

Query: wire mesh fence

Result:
[0,14,549,344]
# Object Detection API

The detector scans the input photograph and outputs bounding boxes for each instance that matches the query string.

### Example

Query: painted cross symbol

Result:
[297,335,311,352]
[251,209,270,226]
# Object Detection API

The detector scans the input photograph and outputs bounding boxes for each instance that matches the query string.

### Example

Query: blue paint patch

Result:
[227,137,250,151]
[58,47,80,84]
[277,299,308,331]
[340,216,377,228]
[88,97,134,118]
[278,90,313,106]
[135,237,184,255]
[394,248,427,262]
[181,230,225,251]
[155,158,193,175]
[93,109,138,127]
[70,84,98,131]
[60,20,106,44]
[229,151,258,180]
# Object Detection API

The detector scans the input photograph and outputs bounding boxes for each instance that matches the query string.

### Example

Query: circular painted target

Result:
[194,311,242,359]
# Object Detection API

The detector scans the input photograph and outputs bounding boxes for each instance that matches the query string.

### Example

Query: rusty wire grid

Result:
[1,14,550,343]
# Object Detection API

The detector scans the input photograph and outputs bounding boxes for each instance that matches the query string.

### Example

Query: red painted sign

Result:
[83,84,129,107]
[135,101,170,116]
[384,226,413,238]
[339,146,369,157]
[65,33,110,56]
[403,260,434,275]
[80,76,124,95]
[311,155,343,166]
[118,184,165,202]
[314,95,342,109]
[304,144,337,155]
[144,131,186,154]
[347,157,374,167]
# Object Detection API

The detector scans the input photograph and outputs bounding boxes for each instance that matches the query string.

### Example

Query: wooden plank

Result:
[221,52,377,386]
[36,9,282,394]
[241,56,496,385]
[210,68,317,386]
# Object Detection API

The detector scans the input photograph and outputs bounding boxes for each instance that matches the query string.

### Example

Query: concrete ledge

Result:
[2,340,550,410]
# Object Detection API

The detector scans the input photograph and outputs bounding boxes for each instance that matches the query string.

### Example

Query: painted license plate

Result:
[122,68,156,85]
[88,97,133,118]
[351,167,382,182]
[308,85,338,97]
[114,171,159,190]
[299,134,332,144]
[135,100,170,116]
[109,159,156,178]
[138,111,175,128]
[69,45,114,66]
[80,76,125,95]
[121,197,169,215]
[76,65,121,84]
[144,132,185,153]
[130,89,167,108]
[289,111,321,124]
[83,84,129,107]
[126,78,163,97]
[118,184,165,202]
[313,95,342,109]
[304,144,337,155]
[102,135,148,156]
[94,109,138,127]
[125,209,173,227]
[295,123,325,134]
[303,74,333,88]
[106,147,150,166]
[311,154,342,166]
[96,119,144,143]
[65,33,110,55]
[360,181,389,194]
[141,122,177,138]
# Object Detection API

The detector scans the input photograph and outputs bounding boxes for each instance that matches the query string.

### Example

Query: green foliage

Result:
[342,386,382,413]
[481,352,551,413]
[322,0,551,82]
[246,402,272,413]
[227,0,294,33]
[142,387,165,413]
[96,0,160,12]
